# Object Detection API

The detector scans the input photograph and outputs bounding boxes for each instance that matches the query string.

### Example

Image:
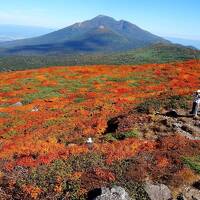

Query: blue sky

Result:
[0,0,200,39]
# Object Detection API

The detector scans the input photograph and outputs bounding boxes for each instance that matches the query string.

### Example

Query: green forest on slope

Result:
[0,44,199,72]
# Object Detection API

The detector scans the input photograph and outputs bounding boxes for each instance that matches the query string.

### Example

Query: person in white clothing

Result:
[86,137,93,150]
[191,90,200,117]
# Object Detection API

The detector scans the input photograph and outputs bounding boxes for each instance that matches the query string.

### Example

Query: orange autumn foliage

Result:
[94,168,115,181]
[22,184,42,199]
[0,59,200,170]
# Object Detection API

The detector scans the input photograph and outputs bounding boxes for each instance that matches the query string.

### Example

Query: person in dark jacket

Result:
[191,90,200,117]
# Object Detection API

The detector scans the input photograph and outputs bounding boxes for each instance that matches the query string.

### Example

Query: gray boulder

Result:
[94,186,131,200]
[11,101,23,107]
[144,182,172,200]
[178,186,200,200]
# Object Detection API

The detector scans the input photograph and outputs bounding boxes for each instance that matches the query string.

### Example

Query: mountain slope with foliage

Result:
[0,43,200,72]
[0,60,200,199]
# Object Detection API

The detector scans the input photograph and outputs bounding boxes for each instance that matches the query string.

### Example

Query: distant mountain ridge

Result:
[165,36,200,50]
[0,15,170,55]
[0,24,54,42]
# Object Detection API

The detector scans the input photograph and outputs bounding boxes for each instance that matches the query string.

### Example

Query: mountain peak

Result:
[93,15,116,21]
[0,15,170,55]
[95,15,111,18]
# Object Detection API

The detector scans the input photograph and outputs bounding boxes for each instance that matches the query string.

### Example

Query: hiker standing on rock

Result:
[191,90,200,117]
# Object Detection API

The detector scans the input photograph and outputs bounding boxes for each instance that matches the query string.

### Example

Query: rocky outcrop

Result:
[172,119,200,140]
[144,182,172,200]
[178,186,200,200]
[91,186,131,200]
